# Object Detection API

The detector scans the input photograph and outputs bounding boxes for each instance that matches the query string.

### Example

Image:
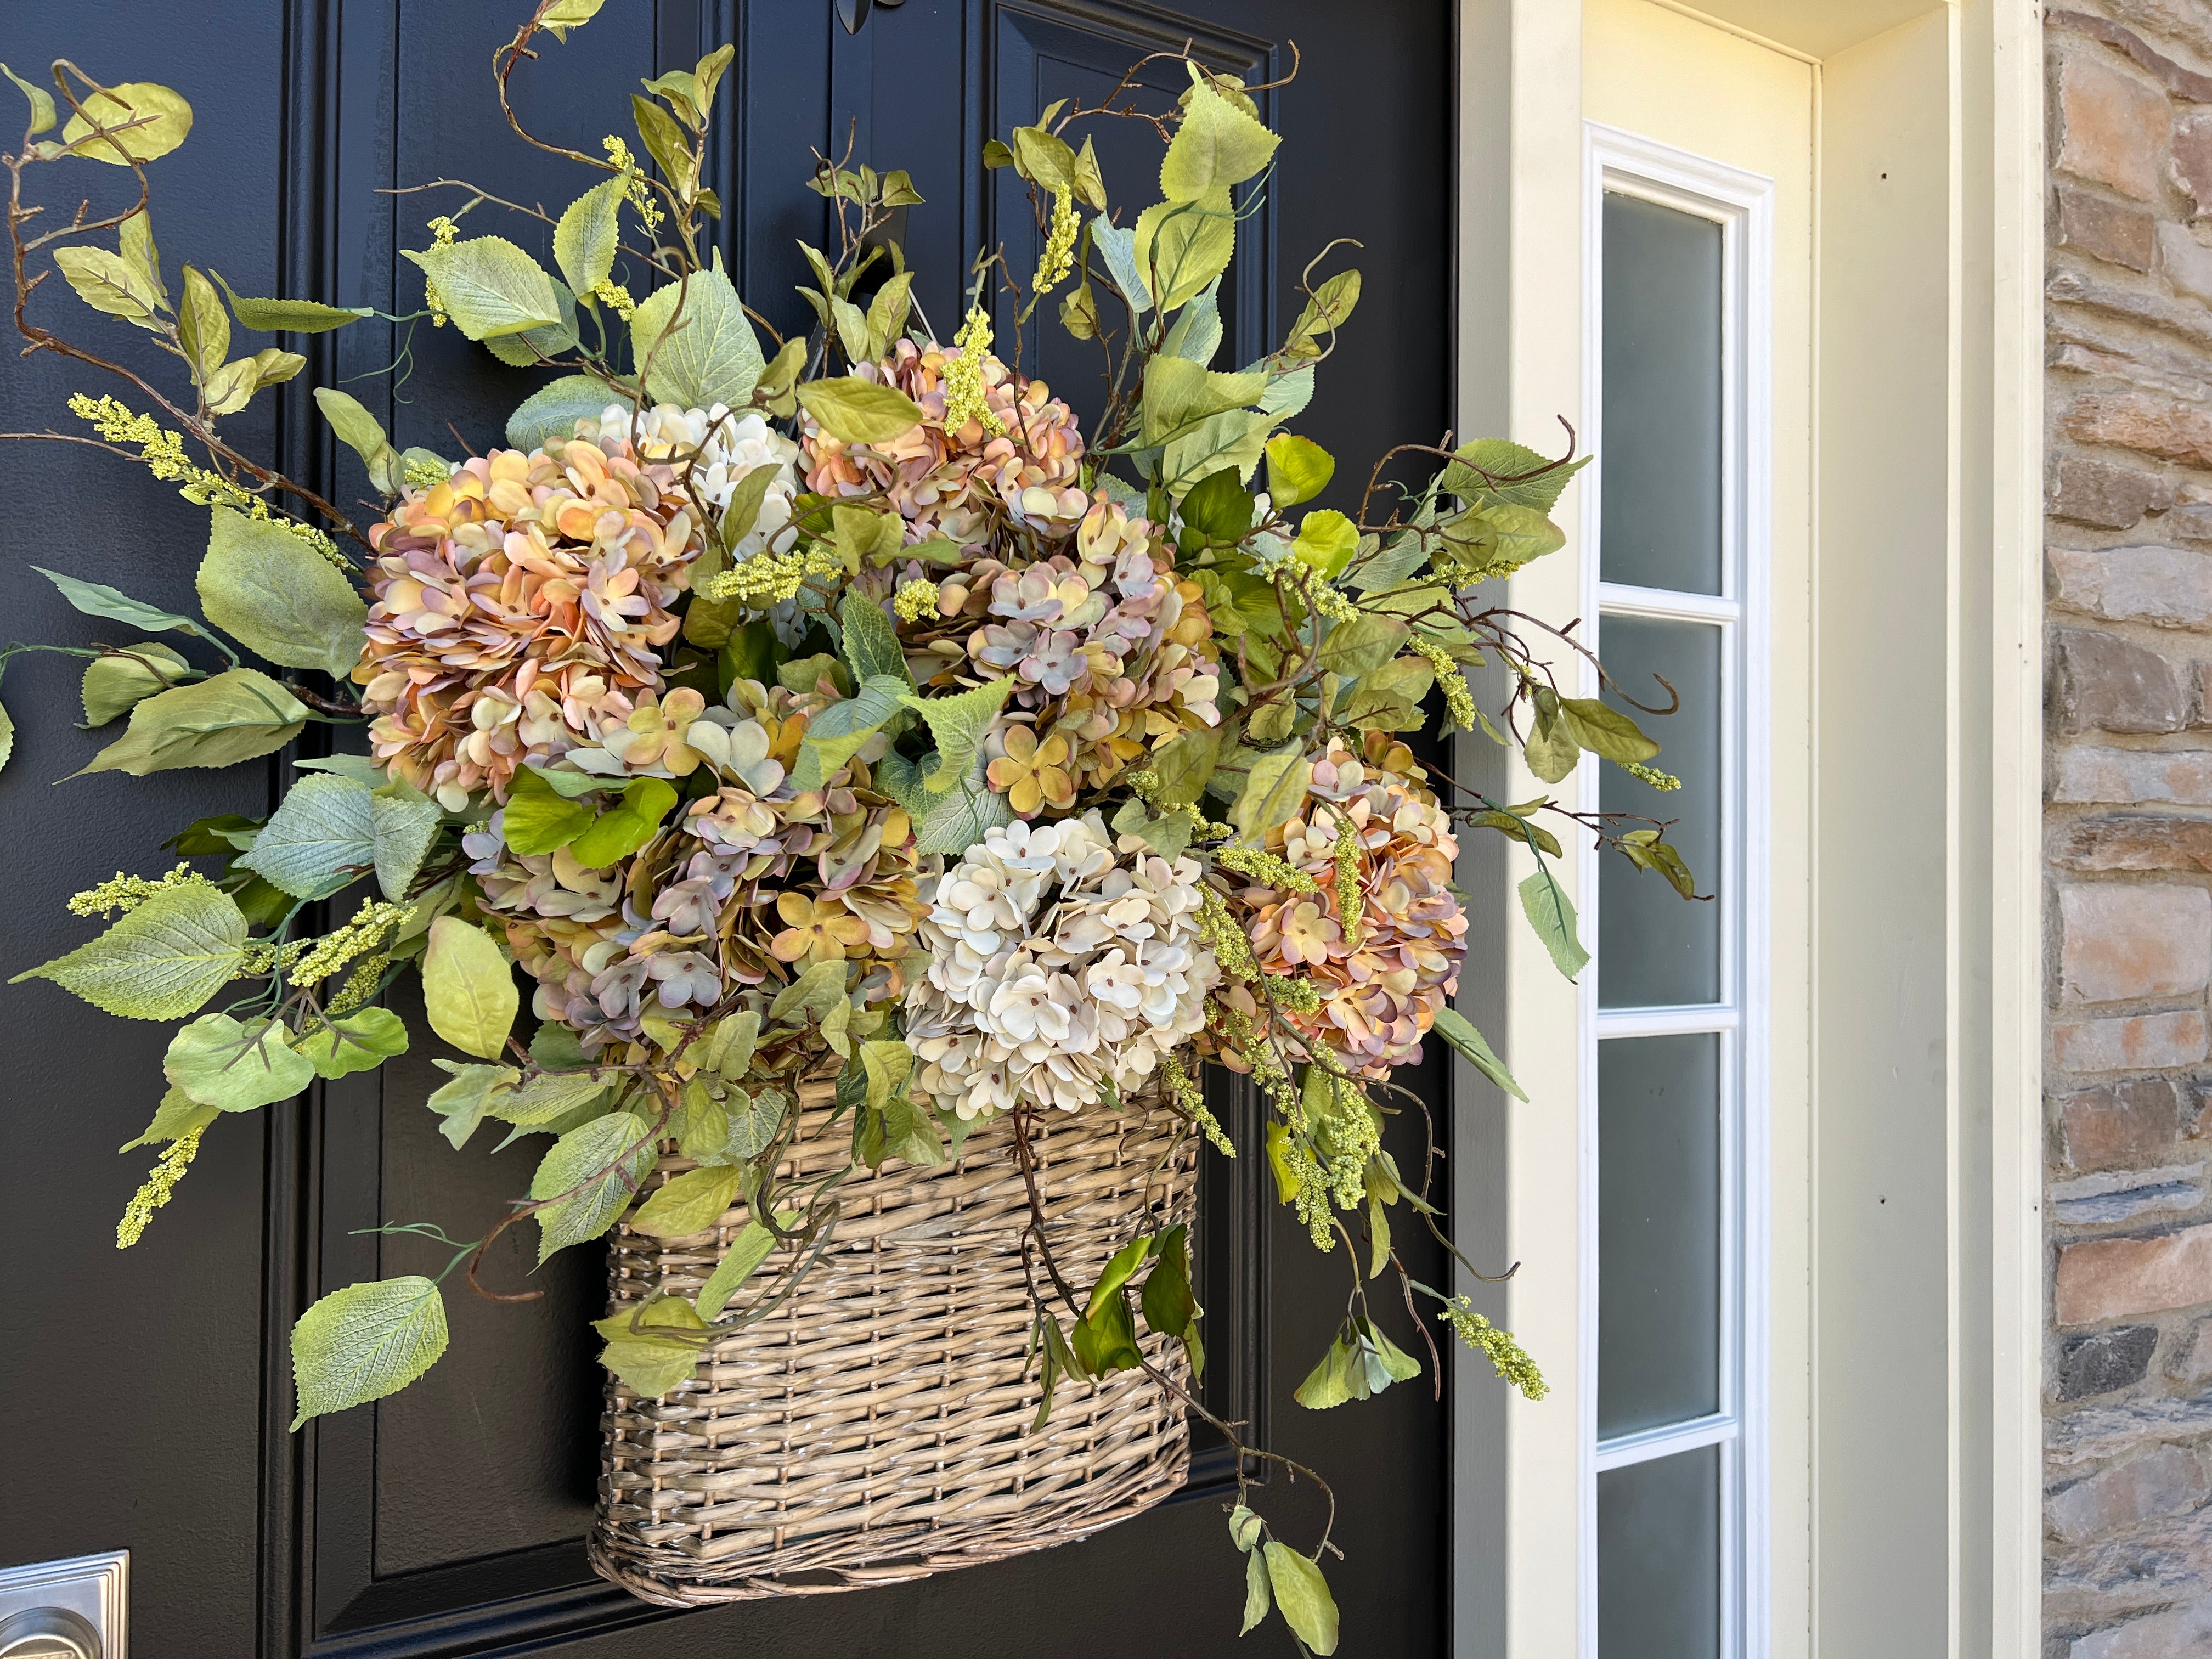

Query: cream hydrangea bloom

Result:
[904,814,1220,1120]
[591,402,800,562]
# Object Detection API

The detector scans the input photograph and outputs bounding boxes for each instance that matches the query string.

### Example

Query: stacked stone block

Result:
[2046,8,2212,1652]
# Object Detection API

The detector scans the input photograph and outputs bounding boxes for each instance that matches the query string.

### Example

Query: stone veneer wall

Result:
[2045,7,2212,1654]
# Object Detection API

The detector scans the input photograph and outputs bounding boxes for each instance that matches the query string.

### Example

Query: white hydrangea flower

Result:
[594,402,801,564]
[903,812,1219,1120]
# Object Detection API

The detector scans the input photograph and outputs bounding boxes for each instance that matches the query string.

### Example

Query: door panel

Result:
[0,3,1453,1655]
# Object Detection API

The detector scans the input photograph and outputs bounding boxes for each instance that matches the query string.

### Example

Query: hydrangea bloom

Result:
[904,814,1220,1119]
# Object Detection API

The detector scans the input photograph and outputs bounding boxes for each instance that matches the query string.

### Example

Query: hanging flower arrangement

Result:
[0,10,1699,1646]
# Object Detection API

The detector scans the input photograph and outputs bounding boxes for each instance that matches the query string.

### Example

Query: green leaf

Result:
[425,1061,518,1150]
[699,1011,761,1080]
[1294,1338,1356,1409]
[402,236,562,340]
[1293,509,1360,580]
[1012,123,1079,192]
[553,179,623,297]
[1558,696,1660,764]
[1265,432,1334,508]
[531,1111,657,1261]
[1313,613,1408,680]
[538,0,606,39]
[630,92,696,196]
[865,270,915,360]
[177,266,228,381]
[1443,438,1590,514]
[1430,1005,1526,1101]
[61,82,191,163]
[116,207,163,307]
[1441,499,1565,570]
[1229,1504,1265,1553]
[1263,1544,1340,1656]
[313,387,400,494]
[33,565,201,640]
[1159,75,1279,201]
[165,1013,314,1111]
[1139,354,1266,448]
[488,1069,610,1126]
[197,506,367,676]
[1087,1232,1156,1320]
[1230,747,1312,842]
[80,641,191,726]
[1149,725,1221,809]
[505,374,616,452]
[290,1276,448,1427]
[1160,283,1222,364]
[630,252,764,409]
[596,1296,709,1397]
[238,774,376,899]
[120,1086,220,1152]
[1180,466,1254,541]
[210,270,370,332]
[568,776,678,867]
[2,63,55,136]
[696,1214,788,1319]
[631,1164,744,1239]
[1071,1289,1144,1375]
[10,879,246,1019]
[1283,269,1360,360]
[372,791,439,900]
[52,245,162,329]
[501,765,596,856]
[1092,220,1152,313]
[1242,1547,1274,1635]
[911,767,1013,854]
[0,696,12,774]
[838,592,910,686]
[1133,187,1235,315]
[901,676,1018,791]
[1367,1193,1392,1278]
[1517,868,1589,981]
[295,1008,410,1079]
[798,375,926,444]
[421,917,517,1060]
[769,957,849,1025]
[1523,695,1580,785]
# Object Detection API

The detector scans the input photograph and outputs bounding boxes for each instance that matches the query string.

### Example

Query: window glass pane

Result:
[1598,1444,1722,1659]
[1598,616,1722,1008]
[1601,191,1724,594]
[1598,1034,1721,1437]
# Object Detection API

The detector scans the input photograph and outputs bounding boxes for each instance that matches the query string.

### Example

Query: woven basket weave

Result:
[588,1071,1199,1605]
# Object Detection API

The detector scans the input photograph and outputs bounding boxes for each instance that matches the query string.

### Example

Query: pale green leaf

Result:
[1092,221,1151,312]
[196,506,366,676]
[1263,1544,1340,1656]
[402,235,562,340]
[238,773,376,899]
[1431,1005,1527,1101]
[538,0,606,38]
[506,374,618,452]
[629,252,764,409]
[1139,354,1266,448]
[1284,269,1360,360]
[372,792,441,900]
[2,63,55,136]
[1160,283,1222,364]
[119,1086,219,1152]
[531,1111,657,1260]
[553,179,623,298]
[839,593,911,686]
[1243,1545,1273,1635]
[164,1013,315,1110]
[116,208,163,305]
[80,641,190,726]
[900,675,1018,792]
[696,1214,790,1319]
[1315,613,1408,679]
[10,878,246,1019]
[1159,76,1279,201]
[1265,432,1333,507]
[1517,868,1589,982]
[1558,696,1660,764]
[52,245,162,329]
[312,386,400,494]
[34,565,202,640]
[1133,186,1234,314]
[61,82,191,164]
[290,1277,448,1427]
[630,1164,743,1239]
[596,1296,709,1397]
[421,917,517,1060]
[178,266,228,382]
[1443,438,1589,514]
[425,1061,518,1150]
[1230,747,1311,842]
[211,269,371,332]
[797,375,926,445]
[295,1008,410,1080]
[488,1069,610,1126]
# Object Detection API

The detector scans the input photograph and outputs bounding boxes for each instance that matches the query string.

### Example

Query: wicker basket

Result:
[588,1070,1199,1605]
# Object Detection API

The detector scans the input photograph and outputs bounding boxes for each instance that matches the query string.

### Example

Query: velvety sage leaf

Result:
[196,506,366,676]
[793,674,909,791]
[769,957,849,1025]
[1294,1336,1357,1409]
[696,1214,789,1319]
[421,916,517,1059]
[165,1013,315,1111]
[506,374,617,452]
[912,768,1014,856]
[1092,220,1152,313]
[10,879,246,1019]
[372,791,440,900]
[2,63,55,136]
[700,1011,761,1080]
[81,641,190,726]
[900,676,1018,792]
[61,81,191,164]
[1263,1543,1340,1656]
[290,1276,448,1427]
[1523,698,1580,786]
[53,245,162,329]
[296,1008,410,1080]
[238,774,376,899]
[865,270,914,359]
[120,1086,219,1152]
[403,236,562,340]
[1159,76,1278,201]
[425,1060,518,1150]
[797,375,926,445]
[630,252,764,409]
[630,1164,743,1239]
[1160,283,1222,365]
[210,269,370,332]
[531,1111,657,1261]
[554,179,623,298]
[1149,725,1220,809]
[1430,1006,1526,1101]
[489,1069,609,1126]
[595,1296,709,1397]
[1443,499,1565,569]
[1517,868,1589,982]
[1229,747,1311,842]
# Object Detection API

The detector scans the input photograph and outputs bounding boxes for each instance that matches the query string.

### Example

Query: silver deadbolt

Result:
[0,1554,123,1659]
